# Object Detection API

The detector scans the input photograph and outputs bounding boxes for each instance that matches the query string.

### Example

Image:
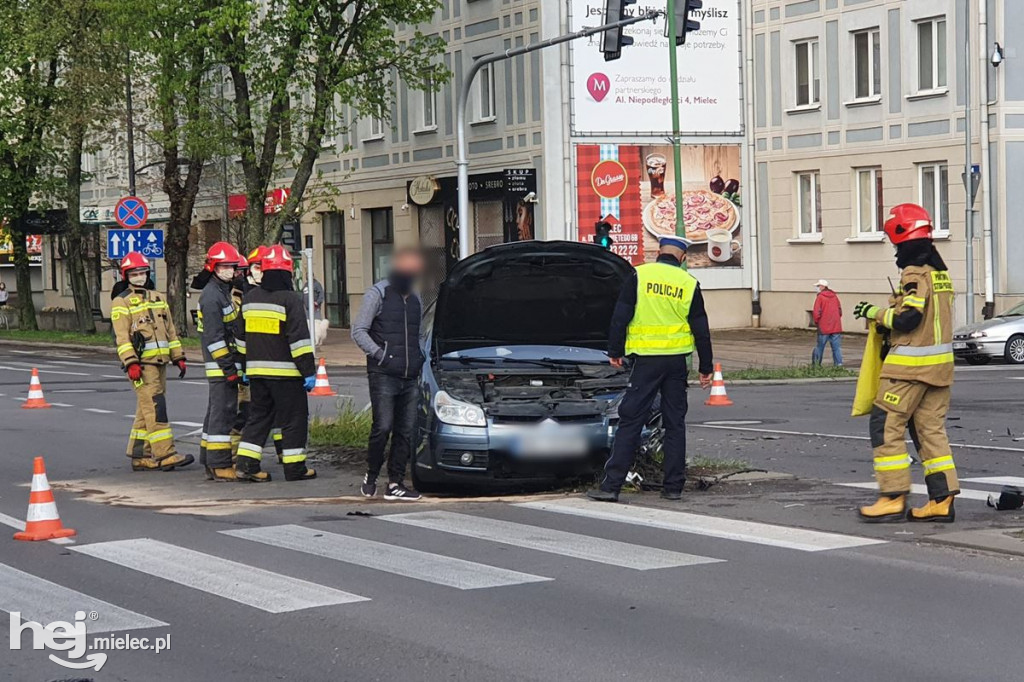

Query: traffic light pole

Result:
[456,10,661,259]
[667,0,684,238]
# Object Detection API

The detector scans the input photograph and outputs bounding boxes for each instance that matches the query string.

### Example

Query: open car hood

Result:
[433,241,634,356]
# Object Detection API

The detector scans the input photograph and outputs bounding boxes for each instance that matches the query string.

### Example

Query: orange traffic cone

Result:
[309,358,337,397]
[21,368,51,409]
[704,363,734,407]
[13,457,76,541]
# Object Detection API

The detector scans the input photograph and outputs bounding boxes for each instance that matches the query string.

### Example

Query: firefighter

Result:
[112,252,192,472]
[229,253,252,455]
[199,241,244,481]
[854,203,959,522]
[234,245,317,482]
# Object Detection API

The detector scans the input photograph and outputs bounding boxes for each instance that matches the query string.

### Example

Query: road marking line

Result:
[49,402,73,408]
[517,499,886,552]
[71,538,369,613]
[961,476,1024,487]
[172,421,203,428]
[693,423,1024,454]
[102,375,126,379]
[380,511,722,570]
[837,482,990,501]
[0,562,165,633]
[223,524,552,590]
[53,389,96,393]
[181,381,206,386]
[13,397,25,402]
[49,360,106,368]
[0,512,75,545]
[83,408,114,414]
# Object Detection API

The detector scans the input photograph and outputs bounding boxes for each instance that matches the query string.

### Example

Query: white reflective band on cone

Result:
[30,474,50,492]
[26,502,60,522]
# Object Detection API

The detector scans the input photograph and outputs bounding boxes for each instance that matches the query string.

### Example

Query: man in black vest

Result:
[351,248,426,501]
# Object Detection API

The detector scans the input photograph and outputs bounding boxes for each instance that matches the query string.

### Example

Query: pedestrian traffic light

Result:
[601,0,637,62]
[594,221,615,249]
[668,0,702,46]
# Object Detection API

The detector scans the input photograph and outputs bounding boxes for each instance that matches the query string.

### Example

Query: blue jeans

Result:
[367,373,419,484]
[812,333,843,366]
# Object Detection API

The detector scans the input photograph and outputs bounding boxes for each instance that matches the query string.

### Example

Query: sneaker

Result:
[384,483,421,501]
[360,474,377,498]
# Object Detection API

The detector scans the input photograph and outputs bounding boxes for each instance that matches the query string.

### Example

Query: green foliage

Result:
[718,365,857,381]
[309,402,373,448]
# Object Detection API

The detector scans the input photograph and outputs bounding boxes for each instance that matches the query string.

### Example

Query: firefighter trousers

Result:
[870,378,960,500]
[201,379,239,470]
[236,379,308,479]
[231,383,283,458]
[126,364,177,461]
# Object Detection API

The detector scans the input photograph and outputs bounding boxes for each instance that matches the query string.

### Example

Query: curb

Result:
[918,528,1024,558]
[726,376,858,386]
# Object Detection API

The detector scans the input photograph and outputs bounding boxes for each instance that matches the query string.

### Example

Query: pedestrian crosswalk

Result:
[4,502,886,631]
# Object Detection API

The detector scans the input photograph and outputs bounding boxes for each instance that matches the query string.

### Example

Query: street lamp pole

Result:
[667,0,685,237]
[125,50,137,198]
[455,10,661,260]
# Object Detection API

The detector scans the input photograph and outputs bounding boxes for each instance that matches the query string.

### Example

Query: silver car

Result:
[952,302,1024,364]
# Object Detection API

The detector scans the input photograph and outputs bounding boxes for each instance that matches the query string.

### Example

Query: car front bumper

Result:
[953,338,1006,358]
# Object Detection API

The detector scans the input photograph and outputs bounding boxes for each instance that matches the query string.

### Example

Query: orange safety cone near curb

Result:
[704,363,734,407]
[21,368,51,409]
[309,358,337,397]
[13,457,76,541]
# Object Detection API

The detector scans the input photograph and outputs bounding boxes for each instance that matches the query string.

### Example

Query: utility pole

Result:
[964,5,975,324]
[125,51,137,198]
[667,0,685,237]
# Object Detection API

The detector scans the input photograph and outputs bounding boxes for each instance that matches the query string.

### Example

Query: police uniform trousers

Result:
[127,364,177,461]
[236,379,308,478]
[201,379,239,470]
[870,378,960,500]
[601,354,690,494]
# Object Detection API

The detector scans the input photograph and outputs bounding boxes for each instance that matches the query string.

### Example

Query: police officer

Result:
[854,203,959,522]
[198,241,244,481]
[588,235,714,502]
[234,245,317,482]
[112,252,192,472]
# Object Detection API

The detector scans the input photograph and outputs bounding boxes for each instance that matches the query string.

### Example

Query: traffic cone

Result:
[13,457,76,541]
[21,368,51,409]
[704,363,734,407]
[309,358,337,397]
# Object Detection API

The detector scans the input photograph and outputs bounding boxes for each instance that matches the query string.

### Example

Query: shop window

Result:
[370,208,394,282]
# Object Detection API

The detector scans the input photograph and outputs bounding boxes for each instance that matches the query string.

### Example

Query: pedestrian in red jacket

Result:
[812,279,843,367]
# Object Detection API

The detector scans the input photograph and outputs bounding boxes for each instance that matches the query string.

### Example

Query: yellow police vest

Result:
[625,262,697,356]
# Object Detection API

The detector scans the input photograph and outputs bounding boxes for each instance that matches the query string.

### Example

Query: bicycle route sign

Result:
[114,196,149,229]
[107,229,164,259]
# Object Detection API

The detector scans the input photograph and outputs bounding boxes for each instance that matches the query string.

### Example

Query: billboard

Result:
[570,0,741,135]
[0,230,43,266]
[575,143,742,269]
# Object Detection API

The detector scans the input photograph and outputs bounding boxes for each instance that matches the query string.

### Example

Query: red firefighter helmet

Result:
[261,245,294,273]
[247,245,269,267]
[120,251,150,277]
[204,241,242,271]
[237,254,249,270]
[883,204,933,244]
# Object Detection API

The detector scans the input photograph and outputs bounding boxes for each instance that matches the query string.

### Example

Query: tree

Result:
[210,0,446,249]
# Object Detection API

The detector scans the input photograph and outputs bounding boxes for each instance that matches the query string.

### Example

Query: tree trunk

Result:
[65,119,96,333]
[164,211,191,337]
[11,190,37,331]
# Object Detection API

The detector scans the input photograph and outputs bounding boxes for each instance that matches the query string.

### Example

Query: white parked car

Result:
[952,302,1024,365]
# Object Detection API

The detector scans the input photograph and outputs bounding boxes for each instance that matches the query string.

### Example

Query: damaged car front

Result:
[412,241,635,492]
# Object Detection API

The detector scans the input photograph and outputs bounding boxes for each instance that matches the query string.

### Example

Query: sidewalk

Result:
[316,326,865,370]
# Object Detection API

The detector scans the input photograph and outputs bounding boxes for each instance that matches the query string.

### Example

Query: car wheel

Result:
[1005,335,1024,364]
[965,356,991,366]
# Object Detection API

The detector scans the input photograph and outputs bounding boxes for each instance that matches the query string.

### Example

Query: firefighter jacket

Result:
[236,287,315,380]
[112,286,184,367]
[872,264,954,387]
[199,278,241,379]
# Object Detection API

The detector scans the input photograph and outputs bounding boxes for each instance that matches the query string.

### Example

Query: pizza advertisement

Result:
[575,144,742,269]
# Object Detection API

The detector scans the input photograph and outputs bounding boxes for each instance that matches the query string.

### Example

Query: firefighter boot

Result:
[283,461,317,482]
[154,453,194,472]
[131,456,165,472]
[235,456,272,483]
[908,496,955,522]
[858,494,907,522]
[210,467,238,482]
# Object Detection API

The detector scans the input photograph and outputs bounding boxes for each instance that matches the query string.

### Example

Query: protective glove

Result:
[175,359,187,379]
[853,301,879,320]
[240,371,250,386]
[225,372,242,386]
[126,363,142,382]
[303,376,317,393]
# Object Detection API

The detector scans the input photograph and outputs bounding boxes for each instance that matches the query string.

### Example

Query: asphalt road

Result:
[3,345,1024,681]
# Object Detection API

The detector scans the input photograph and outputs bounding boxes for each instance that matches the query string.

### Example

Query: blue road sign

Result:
[108,229,164,259]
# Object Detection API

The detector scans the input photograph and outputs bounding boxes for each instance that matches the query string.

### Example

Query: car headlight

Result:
[969,331,988,339]
[433,390,486,427]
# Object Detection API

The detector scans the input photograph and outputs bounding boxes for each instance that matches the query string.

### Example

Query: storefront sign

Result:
[0,230,43,266]
[408,175,440,206]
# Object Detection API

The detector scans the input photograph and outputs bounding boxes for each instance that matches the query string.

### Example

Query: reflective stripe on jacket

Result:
[111,287,184,367]
[876,265,955,387]
[625,262,697,356]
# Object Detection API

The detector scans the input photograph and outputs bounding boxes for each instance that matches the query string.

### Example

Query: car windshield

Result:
[1001,302,1024,317]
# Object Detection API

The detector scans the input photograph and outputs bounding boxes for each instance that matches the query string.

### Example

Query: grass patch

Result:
[309,401,373,448]
[687,455,750,475]
[1008,530,1024,541]
[0,329,200,349]
[718,364,856,381]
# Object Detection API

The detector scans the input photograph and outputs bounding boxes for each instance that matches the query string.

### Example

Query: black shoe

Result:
[586,488,619,503]
[384,483,421,501]
[361,474,377,499]
[660,489,682,501]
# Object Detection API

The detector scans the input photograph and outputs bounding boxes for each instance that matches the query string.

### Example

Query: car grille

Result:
[491,413,602,425]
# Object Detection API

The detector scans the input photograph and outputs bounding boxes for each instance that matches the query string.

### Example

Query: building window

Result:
[420,77,438,130]
[794,40,820,107]
[917,18,947,92]
[855,168,884,235]
[473,62,496,121]
[368,114,385,140]
[369,208,394,282]
[322,212,348,327]
[854,29,881,99]
[796,172,822,236]
[919,163,950,235]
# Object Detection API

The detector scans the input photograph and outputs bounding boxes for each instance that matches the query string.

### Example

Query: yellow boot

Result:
[154,453,195,471]
[908,496,955,523]
[211,467,238,482]
[131,457,164,472]
[858,495,907,523]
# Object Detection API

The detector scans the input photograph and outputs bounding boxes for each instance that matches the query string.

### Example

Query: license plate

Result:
[514,427,589,459]
[953,342,967,350]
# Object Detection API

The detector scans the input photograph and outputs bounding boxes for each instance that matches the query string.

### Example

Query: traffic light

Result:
[594,221,615,249]
[667,0,702,46]
[601,0,637,62]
